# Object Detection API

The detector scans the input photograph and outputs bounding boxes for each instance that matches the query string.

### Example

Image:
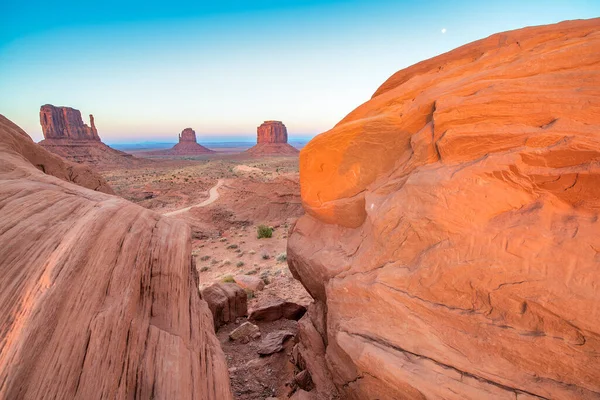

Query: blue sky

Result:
[1,0,598,143]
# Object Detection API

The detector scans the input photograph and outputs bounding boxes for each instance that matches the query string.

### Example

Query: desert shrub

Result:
[200,266,210,272]
[262,253,270,260]
[236,261,245,267]
[247,269,257,275]
[261,272,271,285]
[200,255,210,261]
[245,289,255,299]
[257,225,273,239]
[221,275,235,283]
[276,253,287,262]
[227,244,239,249]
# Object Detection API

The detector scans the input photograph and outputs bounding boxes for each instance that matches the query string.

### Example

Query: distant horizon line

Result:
[101,135,316,145]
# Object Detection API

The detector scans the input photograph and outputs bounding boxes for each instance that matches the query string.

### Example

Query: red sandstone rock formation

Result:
[245,121,299,156]
[167,128,214,155]
[39,104,145,168]
[0,114,113,193]
[258,120,288,144]
[40,104,100,141]
[288,18,600,400]
[180,127,197,142]
[0,116,232,399]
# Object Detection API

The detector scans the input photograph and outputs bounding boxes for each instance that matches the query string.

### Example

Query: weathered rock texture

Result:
[39,104,143,168]
[40,104,100,141]
[0,116,232,399]
[245,121,299,156]
[258,121,288,144]
[158,128,215,155]
[0,114,113,194]
[201,282,248,329]
[288,18,600,400]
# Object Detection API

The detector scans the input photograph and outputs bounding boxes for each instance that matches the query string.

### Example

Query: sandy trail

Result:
[164,179,224,216]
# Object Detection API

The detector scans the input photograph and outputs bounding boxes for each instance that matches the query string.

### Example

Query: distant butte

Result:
[40,104,100,141]
[156,128,215,155]
[39,104,143,168]
[244,121,299,156]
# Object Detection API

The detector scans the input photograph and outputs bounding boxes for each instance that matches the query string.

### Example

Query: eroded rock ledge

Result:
[288,18,600,400]
[0,115,232,399]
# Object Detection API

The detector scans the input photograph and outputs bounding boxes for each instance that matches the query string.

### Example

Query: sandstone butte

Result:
[154,128,215,155]
[39,104,141,168]
[245,120,300,156]
[288,18,600,400]
[0,114,232,399]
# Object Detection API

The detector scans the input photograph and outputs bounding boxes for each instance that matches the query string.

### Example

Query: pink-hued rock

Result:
[257,330,295,356]
[0,115,232,399]
[40,104,100,141]
[288,18,600,400]
[0,114,113,194]
[201,282,248,329]
[248,298,307,322]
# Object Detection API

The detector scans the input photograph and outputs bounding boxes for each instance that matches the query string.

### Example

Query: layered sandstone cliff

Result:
[40,104,100,141]
[245,121,299,156]
[288,18,600,400]
[39,105,144,168]
[0,116,232,399]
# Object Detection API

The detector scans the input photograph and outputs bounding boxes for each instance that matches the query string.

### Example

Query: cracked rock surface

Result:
[288,18,600,400]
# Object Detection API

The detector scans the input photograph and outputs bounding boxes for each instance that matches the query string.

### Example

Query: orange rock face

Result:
[245,121,300,156]
[288,18,600,400]
[0,116,232,399]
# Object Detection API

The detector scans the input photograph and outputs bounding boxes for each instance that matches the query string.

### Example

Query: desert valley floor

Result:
[102,152,312,399]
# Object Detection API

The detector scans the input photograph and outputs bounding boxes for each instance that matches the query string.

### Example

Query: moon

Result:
[441,28,447,34]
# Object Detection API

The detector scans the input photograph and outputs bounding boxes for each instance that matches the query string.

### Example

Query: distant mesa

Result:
[40,104,100,141]
[156,128,215,155]
[244,120,299,156]
[39,104,142,168]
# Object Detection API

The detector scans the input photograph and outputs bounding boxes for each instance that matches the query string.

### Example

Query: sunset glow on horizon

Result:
[2,0,598,142]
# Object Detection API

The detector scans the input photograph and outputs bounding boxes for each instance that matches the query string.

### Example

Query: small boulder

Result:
[229,322,261,342]
[201,282,248,329]
[258,330,295,356]
[249,299,307,322]
[234,274,265,291]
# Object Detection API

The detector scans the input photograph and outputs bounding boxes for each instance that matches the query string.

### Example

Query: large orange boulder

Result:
[0,115,232,399]
[288,18,600,400]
